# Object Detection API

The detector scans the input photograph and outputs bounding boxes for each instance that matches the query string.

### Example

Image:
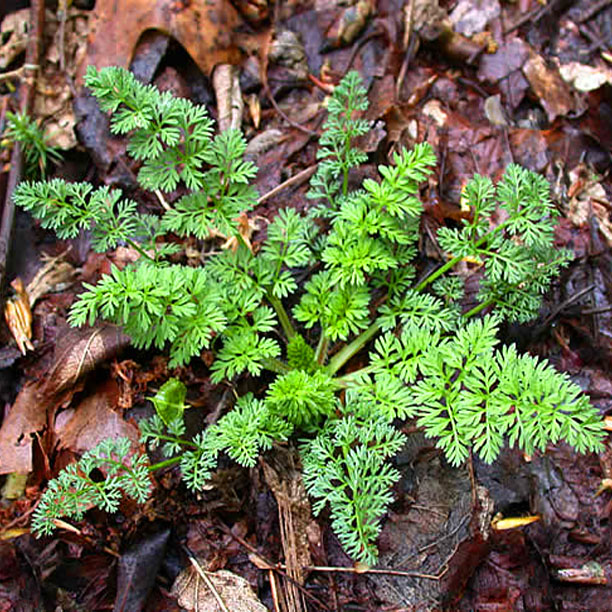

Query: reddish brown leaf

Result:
[0,382,48,474]
[78,0,242,81]
[55,379,139,455]
[43,325,130,396]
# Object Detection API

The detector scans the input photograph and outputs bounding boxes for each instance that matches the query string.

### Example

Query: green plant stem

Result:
[266,291,296,339]
[336,365,377,387]
[126,237,156,262]
[415,219,517,292]
[462,298,495,319]
[261,357,291,374]
[149,456,182,471]
[327,321,381,375]
[315,333,330,365]
[148,433,199,449]
[414,257,462,292]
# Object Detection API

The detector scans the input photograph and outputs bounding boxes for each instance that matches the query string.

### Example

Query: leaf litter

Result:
[2,0,612,609]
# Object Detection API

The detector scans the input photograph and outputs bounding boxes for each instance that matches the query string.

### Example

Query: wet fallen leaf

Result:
[449,0,500,38]
[321,0,373,51]
[114,529,170,612]
[522,53,575,122]
[43,325,130,396]
[79,0,242,81]
[55,379,139,454]
[172,565,268,612]
[477,37,529,83]
[0,382,48,474]
[269,29,309,80]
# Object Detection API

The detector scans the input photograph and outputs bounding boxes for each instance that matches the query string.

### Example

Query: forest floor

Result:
[1,0,612,610]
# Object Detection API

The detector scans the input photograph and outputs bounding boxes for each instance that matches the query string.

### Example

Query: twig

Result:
[344,26,386,74]
[182,546,230,612]
[261,32,318,136]
[0,0,45,292]
[578,0,612,23]
[301,564,448,580]
[396,0,417,99]
[504,0,563,34]
[0,64,38,83]
[269,569,283,612]
[154,189,171,211]
[257,164,318,204]
[540,283,597,328]
[212,520,332,611]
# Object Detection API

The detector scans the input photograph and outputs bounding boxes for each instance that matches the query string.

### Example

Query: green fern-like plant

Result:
[2,110,63,177]
[20,68,605,565]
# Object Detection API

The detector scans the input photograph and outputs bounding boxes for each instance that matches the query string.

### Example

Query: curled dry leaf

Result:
[172,565,268,612]
[26,252,76,305]
[4,278,34,355]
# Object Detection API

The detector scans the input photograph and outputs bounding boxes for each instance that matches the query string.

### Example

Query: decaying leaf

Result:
[321,0,374,51]
[560,61,612,93]
[44,325,131,396]
[268,29,309,80]
[25,251,76,306]
[567,165,612,246]
[220,213,261,252]
[54,379,140,454]
[172,564,268,612]
[449,0,500,38]
[0,382,49,474]
[79,0,242,81]
[522,53,575,122]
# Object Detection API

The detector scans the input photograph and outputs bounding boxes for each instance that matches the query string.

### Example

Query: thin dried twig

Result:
[183,547,231,612]
[578,0,612,24]
[260,32,318,136]
[303,564,448,580]
[0,0,45,292]
[212,521,332,611]
[504,0,563,34]
[257,164,318,204]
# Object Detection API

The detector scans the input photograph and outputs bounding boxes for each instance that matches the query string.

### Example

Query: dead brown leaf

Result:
[54,379,139,454]
[0,382,48,474]
[44,325,130,396]
[522,53,575,122]
[172,564,268,612]
[79,0,242,81]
